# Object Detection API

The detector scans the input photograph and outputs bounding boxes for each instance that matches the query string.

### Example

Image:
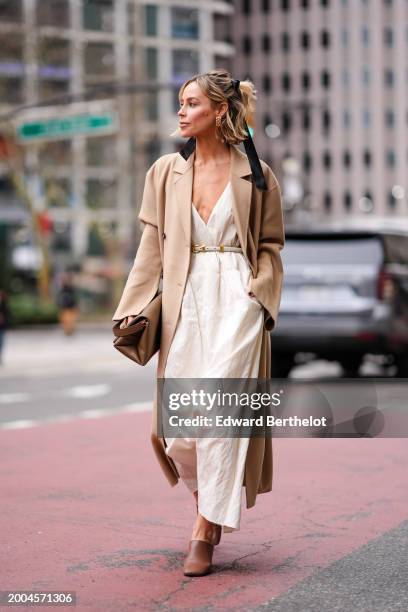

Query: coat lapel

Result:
[173,144,253,256]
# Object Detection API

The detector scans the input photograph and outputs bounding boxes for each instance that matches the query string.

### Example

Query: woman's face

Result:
[177,81,226,139]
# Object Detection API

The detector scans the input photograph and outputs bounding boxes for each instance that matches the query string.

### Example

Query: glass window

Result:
[45,177,72,208]
[362,26,370,46]
[384,27,394,47]
[145,5,157,36]
[172,49,199,85]
[242,0,251,14]
[83,0,114,32]
[171,7,199,39]
[146,47,158,80]
[385,109,395,127]
[86,135,116,166]
[37,0,70,27]
[281,32,290,52]
[384,68,394,86]
[0,77,23,104]
[300,31,310,49]
[0,0,22,23]
[84,43,115,78]
[386,150,396,168]
[86,179,117,209]
[343,191,352,210]
[0,34,24,67]
[323,192,332,211]
[39,140,72,166]
[145,91,158,121]
[38,38,71,81]
[363,108,371,128]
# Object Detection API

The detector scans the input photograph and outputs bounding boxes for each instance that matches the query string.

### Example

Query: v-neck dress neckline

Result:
[192,181,231,227]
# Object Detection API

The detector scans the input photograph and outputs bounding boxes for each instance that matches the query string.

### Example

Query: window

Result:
[281,32,290,52]
[83,0,114,32]
[146,48,158,80]
[363,148,372,167]
[343,191,352,210]
[323,191,332,211]
[343,150,352,168]
[303,151,312,172]
[321,70,331,88]
[341,29,349,48]
[261,0,271,12]
[86,179,117,209]
[84,43,115,79]
[171,7,199,39]
[385,109,395,127]
[45,177,72,208]
[362,66,370,85]
[172,49,199,85]
[301,71,311,90]
[86,136,116,166]
[362,26,370,46]
[262,74,272,92]
[383,27,394,47]
[243,35,252,54]
[262,34,271,52]
[300,31,311,49]
[145,5,157,36]
[363,108,371,128]
[39,140,72,167]
[281,0,290,10]
[0,77,23,104]
[322,109,331,131]
[281,72,292,92]
[0,0,22,23]
[322,150,332,170]
[300,0,310,8]
[38,38,71,81]
[343,110,351,128]
[320,30,330,48]
[281,110,292,133]
[384,68,394,87]
[302,108,311,130]
[386,150,396,168]
[242,0,251,14]
[37,0,69,27]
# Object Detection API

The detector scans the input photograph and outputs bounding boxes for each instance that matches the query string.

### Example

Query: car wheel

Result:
[271,355,294,378]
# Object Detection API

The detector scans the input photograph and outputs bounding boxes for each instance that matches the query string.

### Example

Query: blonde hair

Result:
[170,69,257,145]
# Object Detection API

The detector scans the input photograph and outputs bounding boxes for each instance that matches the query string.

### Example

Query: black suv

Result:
[272,218,408,377]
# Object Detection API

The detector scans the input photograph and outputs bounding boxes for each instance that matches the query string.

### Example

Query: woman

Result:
[112,70,285,576]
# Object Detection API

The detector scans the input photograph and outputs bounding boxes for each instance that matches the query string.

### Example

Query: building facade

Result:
[231,0,407,219]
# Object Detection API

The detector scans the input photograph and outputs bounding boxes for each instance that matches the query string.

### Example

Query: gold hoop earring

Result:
[216,115,221,127]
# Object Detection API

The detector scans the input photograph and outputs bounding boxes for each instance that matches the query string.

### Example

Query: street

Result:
[0,325,407,611]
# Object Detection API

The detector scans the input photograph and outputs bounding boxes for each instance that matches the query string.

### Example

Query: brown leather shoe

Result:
[183,540,214,577]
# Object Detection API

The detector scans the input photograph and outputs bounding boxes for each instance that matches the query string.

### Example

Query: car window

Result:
[282,237,383,265]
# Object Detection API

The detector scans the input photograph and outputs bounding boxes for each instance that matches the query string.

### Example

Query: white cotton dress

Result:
[163,181,264,533]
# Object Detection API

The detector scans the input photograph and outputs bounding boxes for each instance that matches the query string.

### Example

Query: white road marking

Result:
[63,384,111,399]
[0,402,152,430]
[0,393,31,404]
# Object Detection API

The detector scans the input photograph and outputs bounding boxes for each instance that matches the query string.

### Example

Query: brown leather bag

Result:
[112,291,162,365]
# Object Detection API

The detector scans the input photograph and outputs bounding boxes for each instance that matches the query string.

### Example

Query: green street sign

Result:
[16,112,117,142]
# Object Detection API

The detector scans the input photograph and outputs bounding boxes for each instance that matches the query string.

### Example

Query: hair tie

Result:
[179,78,268,191]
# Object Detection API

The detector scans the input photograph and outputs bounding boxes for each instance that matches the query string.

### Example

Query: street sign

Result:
[16,112,117,142]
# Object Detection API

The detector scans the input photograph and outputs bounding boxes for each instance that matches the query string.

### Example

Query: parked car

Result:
[272,217,408,377]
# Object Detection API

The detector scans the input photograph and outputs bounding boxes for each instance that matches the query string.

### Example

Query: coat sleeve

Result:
[112,162,163,321]
[249,174,285,332]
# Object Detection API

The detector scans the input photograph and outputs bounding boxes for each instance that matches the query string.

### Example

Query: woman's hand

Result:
[120,315,135,329]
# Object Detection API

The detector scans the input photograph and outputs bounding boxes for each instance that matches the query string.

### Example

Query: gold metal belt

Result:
[191,242,243,254]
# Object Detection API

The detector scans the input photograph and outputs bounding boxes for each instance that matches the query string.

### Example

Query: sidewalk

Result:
[0,323,143,377]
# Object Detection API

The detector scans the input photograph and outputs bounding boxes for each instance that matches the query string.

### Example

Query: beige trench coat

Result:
[112,143,285,509]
